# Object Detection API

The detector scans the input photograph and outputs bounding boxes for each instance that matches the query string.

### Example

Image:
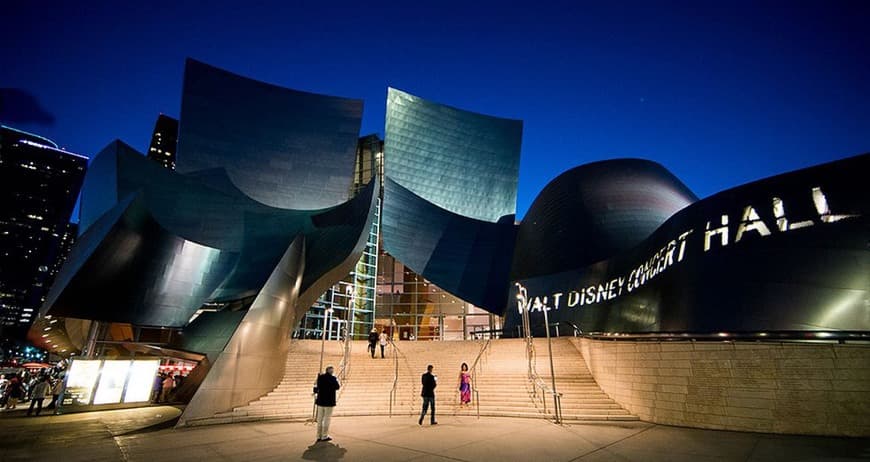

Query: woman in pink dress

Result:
[459,363,471,406]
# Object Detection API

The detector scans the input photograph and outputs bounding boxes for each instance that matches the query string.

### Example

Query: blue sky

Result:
[3,1,868,218]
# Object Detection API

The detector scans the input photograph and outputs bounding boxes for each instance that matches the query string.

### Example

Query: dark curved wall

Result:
[506,154,870,335]
[382,177,516,314]
[177,59,363,210]
[384,88,522,223]
[42,194,238,327]
[512,159,697,280]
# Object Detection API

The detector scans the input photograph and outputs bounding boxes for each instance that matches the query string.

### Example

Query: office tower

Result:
[146,114,178,170]
[0,125,87,338]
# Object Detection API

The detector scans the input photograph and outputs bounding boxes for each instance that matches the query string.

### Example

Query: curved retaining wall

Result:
[573,338,870,437]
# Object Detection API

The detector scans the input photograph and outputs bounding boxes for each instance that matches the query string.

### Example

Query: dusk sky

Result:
[2,1,869,218]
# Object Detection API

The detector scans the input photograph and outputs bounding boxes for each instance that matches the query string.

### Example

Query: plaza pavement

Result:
[1,406,868,461]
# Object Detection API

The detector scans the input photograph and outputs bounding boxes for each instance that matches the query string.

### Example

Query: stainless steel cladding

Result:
[506,154,870,336]
[382,88,523,314]
[177,59,363,210]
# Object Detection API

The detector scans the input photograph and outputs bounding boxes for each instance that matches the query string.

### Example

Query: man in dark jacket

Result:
[314,366,340,442]
[367,329,378,358]
[418,364,437,425]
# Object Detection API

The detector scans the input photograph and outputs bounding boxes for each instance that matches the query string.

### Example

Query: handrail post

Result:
[541,308,560,423]
[389,339,399,417]
[542,385,547,413]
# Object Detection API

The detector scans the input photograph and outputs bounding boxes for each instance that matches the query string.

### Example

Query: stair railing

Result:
[337,327,351,384]
[519,288,563,423]
[468,337,491,419]
[312,327,351,421]
[336,327,351,403]
[388,338,400,417]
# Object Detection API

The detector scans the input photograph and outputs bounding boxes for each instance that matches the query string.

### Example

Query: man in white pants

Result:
[314,366,340,442]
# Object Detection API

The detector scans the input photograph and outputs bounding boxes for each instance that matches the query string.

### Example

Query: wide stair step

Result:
[223,338,637,424]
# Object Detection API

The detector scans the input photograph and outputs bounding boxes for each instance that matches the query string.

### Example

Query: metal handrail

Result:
[388,339,402,417]
[313,327,350,420]
[521,303,562,423]
[467,338,491,419]
[577,330,870,343]
[337,327,351,384]
[526,349,563,422]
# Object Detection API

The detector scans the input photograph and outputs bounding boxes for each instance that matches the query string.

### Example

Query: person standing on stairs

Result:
[314,365,340,442]
[458,363,471,407]
[368,328,378,358]
[378,330,388,358]
[419,364,437,425]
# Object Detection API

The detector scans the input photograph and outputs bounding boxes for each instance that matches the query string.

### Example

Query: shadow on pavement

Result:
[302,441,348,461]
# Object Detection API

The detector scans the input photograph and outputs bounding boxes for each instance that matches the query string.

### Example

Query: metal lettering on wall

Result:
[506,151,870,336]
[518,187,857,314]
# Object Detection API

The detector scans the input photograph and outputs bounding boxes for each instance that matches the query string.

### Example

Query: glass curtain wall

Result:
[299,134,502,341]
[374,252,501,341]
[298,135,382,340]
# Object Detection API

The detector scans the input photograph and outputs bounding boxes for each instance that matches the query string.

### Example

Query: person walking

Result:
[378,330,388,359]
[4,376,23,409]
[47,376,63,410]
[314,365,340,442]
[418,364,437,425]
[151,373,163,403]
[26,376,50,416]
[368,328,378,359]
[160,372,175,403]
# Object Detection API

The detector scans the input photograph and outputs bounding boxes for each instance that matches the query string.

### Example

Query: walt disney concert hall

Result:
[31,59,869,435]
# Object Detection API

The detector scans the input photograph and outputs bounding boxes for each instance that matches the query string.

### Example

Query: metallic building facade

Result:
[383,177,517,314]
[511,159,698,281]
[384,88,522,223]
[382,89,522,314]
[18,56,868,424]
[299,135,383,340]
[506,154,870,336]
[35,60,378,423]
[177,59,363,210]
[44,139,378,326]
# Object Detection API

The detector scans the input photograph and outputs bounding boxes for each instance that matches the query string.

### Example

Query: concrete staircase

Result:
[228,340,345,421]
[226,337,636,424]
[533,337,638,421]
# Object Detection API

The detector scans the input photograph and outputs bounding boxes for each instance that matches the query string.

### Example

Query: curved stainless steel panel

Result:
[512,158,697,280]
[385,88,522,223]
[177,59,363,210]
[382,177,516,314]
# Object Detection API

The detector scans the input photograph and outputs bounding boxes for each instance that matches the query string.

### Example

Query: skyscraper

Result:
[0,125,87,338]
[146,114,178,170]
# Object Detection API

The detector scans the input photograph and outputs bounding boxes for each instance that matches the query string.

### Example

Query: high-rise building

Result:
[0,125,87,337]
[146,114,178,170]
